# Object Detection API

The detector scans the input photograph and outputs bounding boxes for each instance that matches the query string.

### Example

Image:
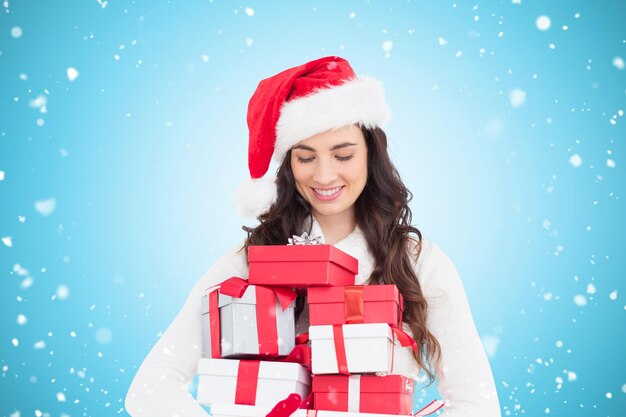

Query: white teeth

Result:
[314,187,341,196]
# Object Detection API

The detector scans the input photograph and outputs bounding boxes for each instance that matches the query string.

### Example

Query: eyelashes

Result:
[296,155,354,163]
[336,155,354,162]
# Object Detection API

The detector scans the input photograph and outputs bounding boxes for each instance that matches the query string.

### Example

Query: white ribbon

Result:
[347,375,360,412]
[414,399,446,416]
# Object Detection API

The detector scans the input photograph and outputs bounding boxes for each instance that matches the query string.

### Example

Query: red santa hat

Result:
[236,56,391,218]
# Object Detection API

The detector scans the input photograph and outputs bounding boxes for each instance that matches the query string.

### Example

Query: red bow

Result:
[219,277,297,311]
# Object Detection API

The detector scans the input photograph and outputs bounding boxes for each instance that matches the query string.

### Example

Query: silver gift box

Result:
[201,284,296,358]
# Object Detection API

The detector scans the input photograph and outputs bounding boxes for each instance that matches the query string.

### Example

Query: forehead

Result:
[294,124,365,150]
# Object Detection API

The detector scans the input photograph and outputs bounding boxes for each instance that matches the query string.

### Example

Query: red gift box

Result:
[307,285,403,327]
[312,374,414,415]
[248,245,358,288]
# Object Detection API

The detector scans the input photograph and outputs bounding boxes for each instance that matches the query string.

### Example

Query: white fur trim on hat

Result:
[235,175,278,218]
[273,76,390,162]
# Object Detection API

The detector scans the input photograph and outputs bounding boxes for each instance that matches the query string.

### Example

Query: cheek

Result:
[345,158,368,186]
[290,163,309,188]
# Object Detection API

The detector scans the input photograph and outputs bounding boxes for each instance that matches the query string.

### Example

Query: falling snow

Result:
[569,154,582,167]
[66,67,79,81]
[481,335,501,358]
[535,16,551,31]
[382,40,393,58]
[2,236,12,247]
[34,198,56,216]
[573,295,587,306]
[96,327,113,344]
[29,95,47,112]
[10,26,22,38]
[509,88,526,107]
[56,285,70,300]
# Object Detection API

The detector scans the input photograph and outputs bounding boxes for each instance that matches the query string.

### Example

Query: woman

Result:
[125,56,501,417]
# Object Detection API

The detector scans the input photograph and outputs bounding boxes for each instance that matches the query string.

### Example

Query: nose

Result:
[312,156,337,185]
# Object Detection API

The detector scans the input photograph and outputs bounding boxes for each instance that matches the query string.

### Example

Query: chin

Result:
[311,204,351,218]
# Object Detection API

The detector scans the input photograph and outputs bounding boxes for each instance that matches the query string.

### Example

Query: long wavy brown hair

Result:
[242,125,441,382]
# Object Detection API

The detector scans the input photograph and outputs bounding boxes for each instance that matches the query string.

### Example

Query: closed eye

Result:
[297,156,315,163]
[336,155,354,161]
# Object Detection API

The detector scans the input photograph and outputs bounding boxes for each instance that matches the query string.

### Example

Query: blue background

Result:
[1,1,624,416]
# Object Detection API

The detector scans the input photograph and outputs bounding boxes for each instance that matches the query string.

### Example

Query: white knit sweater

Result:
[125,218,501,417]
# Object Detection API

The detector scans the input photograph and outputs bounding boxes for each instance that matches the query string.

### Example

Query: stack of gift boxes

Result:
[197,241,444,417]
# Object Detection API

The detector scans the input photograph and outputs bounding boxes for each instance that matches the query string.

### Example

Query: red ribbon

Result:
[390,326,419,373]
[391,326,419,354]
[207,277,297,357]
[279,333,311,369]
[344,286,364,324]
[209,290,221,358]
[397,292,405,328]
[295,333,309,345]
[265,393,304,417]
[414,399,445,416]
[234,360,261,405]
[299,392,313,409]
[332,325,349,375]
[343,285,404,327]
[254,286,279,355]
[219,277,297,311]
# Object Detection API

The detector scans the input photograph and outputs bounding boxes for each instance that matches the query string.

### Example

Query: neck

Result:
[313,208,357,245]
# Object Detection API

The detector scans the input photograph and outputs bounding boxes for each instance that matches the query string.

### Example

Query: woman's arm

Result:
[418,240,502,417]
[124,242,248,416]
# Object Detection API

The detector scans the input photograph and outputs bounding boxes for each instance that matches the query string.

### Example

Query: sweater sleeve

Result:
[124,242,248,417]
[417,240,501,417]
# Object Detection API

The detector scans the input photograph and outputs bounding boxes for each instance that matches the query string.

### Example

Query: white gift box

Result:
[310,323,414,375]
[196,358,310,407]
[210,403,420,417]
[201,283,296,358]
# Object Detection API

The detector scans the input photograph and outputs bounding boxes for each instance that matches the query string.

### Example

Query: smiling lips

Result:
[312,186,344,201]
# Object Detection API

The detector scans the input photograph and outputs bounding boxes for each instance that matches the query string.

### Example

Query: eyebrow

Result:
[292,142,357,152]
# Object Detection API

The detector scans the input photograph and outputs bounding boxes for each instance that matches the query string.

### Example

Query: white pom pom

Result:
[235,176,278,218]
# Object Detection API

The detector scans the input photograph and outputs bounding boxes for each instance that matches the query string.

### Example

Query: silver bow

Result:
[287,231,323,246]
